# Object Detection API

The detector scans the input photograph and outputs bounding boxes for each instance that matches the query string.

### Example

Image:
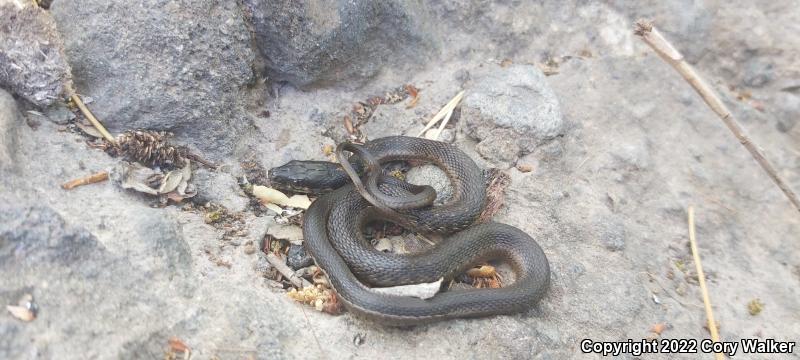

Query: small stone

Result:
[775,92,799,133]
[405,164,453,204]
[462,64,564,154]
[43,103,76,125]
[743,58,774,88]
[516,164,534,172]
[243,242,257,255]
[286,244,314,270]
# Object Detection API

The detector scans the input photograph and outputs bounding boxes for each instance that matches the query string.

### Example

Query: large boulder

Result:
[50,0,256,157]
[0,4,73,107]
[241,0,437,87]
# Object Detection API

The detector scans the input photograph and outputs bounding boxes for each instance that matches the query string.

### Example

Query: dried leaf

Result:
[116,162,160,195]
[500,58,513,67]
[158,168,184,194]
[264,203,283,214]
[285,195,311,209]
[343,115,355,134]
[6,305,35,322]
[372,278,443,299]
[252,186,290,206]
[466,265,497,278]
[74,121,103,138]
[516,164,534,173]
[650,323,667,335]
[404,84,419,98]
[266,224,304,244]
[168,337,190,352]
[166,192,188,203]
[405,95,420,109]
[322,144,334,156]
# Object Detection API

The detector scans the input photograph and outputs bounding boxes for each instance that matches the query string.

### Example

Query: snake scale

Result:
[269,136,550,325]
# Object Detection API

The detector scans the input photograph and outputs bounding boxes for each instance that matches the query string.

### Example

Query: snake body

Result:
[269,136,550,325]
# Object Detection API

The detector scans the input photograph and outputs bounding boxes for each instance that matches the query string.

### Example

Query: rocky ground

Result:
[1,0,799,359]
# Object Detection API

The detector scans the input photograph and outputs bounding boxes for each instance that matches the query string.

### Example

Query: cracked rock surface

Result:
[1,1,799,359]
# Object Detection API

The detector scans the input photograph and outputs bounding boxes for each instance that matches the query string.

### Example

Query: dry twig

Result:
[61,171,109,190]
[266,253,312,288]
[688,206,724,360]
[634,20,800,214]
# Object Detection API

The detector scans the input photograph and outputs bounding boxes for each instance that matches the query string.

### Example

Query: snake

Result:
[269,136,550,325]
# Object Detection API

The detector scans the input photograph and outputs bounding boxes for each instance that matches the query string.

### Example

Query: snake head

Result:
[268,160,350,194]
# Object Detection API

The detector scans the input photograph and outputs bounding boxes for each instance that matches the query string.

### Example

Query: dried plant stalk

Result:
[417,90,465,138]
[70,94,116,144]
[634,20,800,214]
[687,207,725,360]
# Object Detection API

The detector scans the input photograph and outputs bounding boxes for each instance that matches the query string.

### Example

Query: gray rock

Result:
[192,168,249,213]
[775,92,800,133]
[241,0,436,87]
[0,4,73,107]
[43,102,76,125]
[286,244,314,270]
[50,0,256,157]
[0,205,97,266]
[475,128,521,168]
[743,57,774,88]
[405,164,453,204]
[0,204,196,359]
[0,90,19,171]
[462,64,564,155]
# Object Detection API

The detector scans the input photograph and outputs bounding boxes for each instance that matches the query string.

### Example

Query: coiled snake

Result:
[269,136,550,325]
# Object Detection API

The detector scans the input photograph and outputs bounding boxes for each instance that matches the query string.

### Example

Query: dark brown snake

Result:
[269,136,550,325]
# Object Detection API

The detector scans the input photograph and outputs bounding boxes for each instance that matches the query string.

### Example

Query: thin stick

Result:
[70,94,117,145]
[688,206,724,360]
[634,20,800,214]
[266,253,312,288]
[61,171,109,190]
